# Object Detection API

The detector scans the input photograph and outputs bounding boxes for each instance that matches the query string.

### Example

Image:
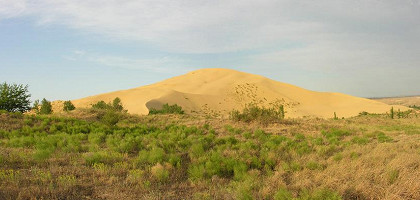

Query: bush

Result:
[92,101,110,110]
[0,82,31,112]
[274,188,293,200]
[91,97,125,112]
[63,100,75,111]
[300,188,342,200]
[112,97,124,112]
[230,103,285,125]
[151,163,170,183]
[39,98,52,114]
[148,103,185,115]
[101,111,120,127]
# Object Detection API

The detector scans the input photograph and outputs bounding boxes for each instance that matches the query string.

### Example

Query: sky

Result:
[0,0,419,102]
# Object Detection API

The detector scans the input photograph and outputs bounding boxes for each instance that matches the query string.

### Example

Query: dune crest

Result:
[70,68,408,118]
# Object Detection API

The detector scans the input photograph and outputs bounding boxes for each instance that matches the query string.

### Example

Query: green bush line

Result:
[148,103,185,115]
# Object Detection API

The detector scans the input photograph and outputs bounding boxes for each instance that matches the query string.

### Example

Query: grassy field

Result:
[0,109,419,200]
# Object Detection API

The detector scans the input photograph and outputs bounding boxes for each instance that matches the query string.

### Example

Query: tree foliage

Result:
[0,82,31,112]
[63,100,76,111]
[39,98,52,114]
[112,97,124,112]
[91,97,125,112]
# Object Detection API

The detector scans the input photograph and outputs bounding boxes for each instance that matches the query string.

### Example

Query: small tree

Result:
[390,107,394,119]
[39,98,52,114]
[0,82,31,112]
[32,99,40,113]
[112,97,124,111]
[63,100,75,111]
[92,101,110,110]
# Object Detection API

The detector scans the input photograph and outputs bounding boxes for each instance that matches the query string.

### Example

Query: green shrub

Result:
[151,163,170,183]
[229,103,285,125]
[39,98,52,114]
[274,188,293,200]
[101,111,120,126]
[299,188,342,200]
[148,103,185,115]
[306,161,323,170]
[92,101,110,110]
[33,148,54,162]
[188,164,206,181]
[376,132,393,143]
[112,97,124,111]
[84,151,123,166]
[390,107,394,119]
[351,136,369,145]
[63,100,75,111]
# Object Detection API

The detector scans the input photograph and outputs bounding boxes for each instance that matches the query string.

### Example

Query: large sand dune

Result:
[70,68,408,118]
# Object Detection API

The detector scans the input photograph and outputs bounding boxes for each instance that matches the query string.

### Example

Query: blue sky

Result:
[1,0,419,102]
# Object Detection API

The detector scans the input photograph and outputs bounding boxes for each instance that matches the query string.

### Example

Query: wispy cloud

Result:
[1,0,419,96]
[63,50,192,73]
[2,0,419,54]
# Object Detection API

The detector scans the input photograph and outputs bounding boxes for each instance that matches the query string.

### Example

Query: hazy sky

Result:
[1,0,419,101]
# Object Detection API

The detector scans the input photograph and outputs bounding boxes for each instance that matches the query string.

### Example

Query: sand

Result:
[373,96,420,107]
[69,68,409,118]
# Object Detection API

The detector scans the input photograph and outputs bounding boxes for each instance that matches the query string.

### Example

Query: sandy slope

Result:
[373,96,420,107]
[69,68,408,118]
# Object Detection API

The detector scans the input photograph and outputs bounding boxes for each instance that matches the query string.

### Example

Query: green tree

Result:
[0,82,31,112]
[112,97,124,111]
[390,107,394,119]
[91,100,110,110]
[32,99,40,113]
[63,100,76,111]
[39,98,52,114]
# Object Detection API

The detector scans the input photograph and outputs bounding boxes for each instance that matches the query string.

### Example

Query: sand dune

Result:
[70,68,408,118]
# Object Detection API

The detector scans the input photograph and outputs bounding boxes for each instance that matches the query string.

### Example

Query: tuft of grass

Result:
[151,163,170,183]
[351,136,369,145]
[376,132,393,143]
[388,169,399,184]
[299,188,342,200]
[274,188,293,200]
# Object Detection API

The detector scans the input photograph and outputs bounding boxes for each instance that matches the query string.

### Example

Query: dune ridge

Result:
[70,68,408,118]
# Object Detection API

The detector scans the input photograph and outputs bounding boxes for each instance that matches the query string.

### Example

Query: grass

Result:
[0,110,419,199]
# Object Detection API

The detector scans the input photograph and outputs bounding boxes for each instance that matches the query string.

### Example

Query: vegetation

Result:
[409,105,420,110]
[230,103,285,125]
[0,104,419,199]
[0,82,31,112]
[39,98,52,114]
[91,97,125,112]
[63,100,75,111]
[148,103,185,115]
[390,106,394,119]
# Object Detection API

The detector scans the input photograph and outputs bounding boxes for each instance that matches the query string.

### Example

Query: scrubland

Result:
[0,108,419,200]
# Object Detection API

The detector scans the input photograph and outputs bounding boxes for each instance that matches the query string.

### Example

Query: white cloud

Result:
[1,0,419,78]
[62,50,192,73]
